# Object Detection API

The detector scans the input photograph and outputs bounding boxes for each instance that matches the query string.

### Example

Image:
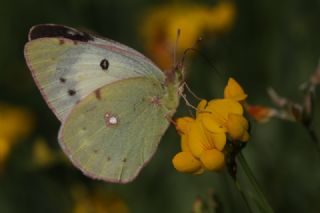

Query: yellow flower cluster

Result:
[140,1,236,70]
[172,78,249,174]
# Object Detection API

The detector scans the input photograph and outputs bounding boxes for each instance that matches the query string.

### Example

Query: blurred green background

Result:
[0,0,320,212]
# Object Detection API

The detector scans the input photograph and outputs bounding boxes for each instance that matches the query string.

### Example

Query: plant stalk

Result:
[238,152,274,213]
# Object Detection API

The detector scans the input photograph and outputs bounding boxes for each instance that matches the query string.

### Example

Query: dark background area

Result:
[0,0,319,212]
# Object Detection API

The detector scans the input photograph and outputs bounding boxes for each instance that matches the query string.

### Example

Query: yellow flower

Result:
[172,77,250,175]
[140,1,236,70]
[188,118,226,157]
[226,114,250,141]
[224,78,247,101]
[172,152,202,173]
[175,117,194,134]
[200,149,225,171]
[203,78,249,141]
[204,99,250,141]
[172,102,226,174]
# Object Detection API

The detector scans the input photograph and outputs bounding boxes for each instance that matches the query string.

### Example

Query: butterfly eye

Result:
[100,59,109,71]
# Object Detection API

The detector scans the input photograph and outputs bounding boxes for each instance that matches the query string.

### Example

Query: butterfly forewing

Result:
[25,25,164,121]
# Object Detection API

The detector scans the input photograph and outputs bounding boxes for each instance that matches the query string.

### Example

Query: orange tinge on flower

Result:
[140,1,236,70]
[246,105,276,122]
[172,78,249,174]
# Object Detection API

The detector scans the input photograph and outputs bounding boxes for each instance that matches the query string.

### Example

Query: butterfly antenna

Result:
[183,82,203,101]
[180,37,202,65]
[173,29,181,69]
[182,94,198,111]
[180,38,224,80]
[178,87,198,111]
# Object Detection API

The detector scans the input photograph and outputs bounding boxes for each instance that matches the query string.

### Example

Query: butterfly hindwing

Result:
[24,25,164,121]
[58,77,170,183]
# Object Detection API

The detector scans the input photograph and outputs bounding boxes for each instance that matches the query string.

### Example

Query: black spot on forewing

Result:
[68,89,76,96]
[100,59,109,70]
[59,77,66,83]
[29,24,94,42]
[122,158,127,163]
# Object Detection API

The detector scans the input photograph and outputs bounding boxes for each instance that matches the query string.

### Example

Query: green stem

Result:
[304,125,320,154]
[238,152,274,213]
[234,180,253,213]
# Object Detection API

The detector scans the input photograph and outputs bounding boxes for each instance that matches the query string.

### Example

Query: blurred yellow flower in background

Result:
[72,184,128,213]
[32,137,56,167]
[0,103,34,171]
[140,1,236,70]
[172,78,249,174]
[0,103,34,141]
[0,138,11,169]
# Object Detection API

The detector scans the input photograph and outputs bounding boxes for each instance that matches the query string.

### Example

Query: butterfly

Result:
[24,24,183,183]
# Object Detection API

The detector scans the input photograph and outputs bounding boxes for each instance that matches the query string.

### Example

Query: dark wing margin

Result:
[28,24,94,42]
[27,24,158,65]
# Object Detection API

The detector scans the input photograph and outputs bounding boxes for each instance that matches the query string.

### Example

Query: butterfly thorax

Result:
[161,67,183,114]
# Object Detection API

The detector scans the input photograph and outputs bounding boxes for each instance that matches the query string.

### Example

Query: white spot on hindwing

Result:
[105,113,119,127]
[109,117,117,124]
